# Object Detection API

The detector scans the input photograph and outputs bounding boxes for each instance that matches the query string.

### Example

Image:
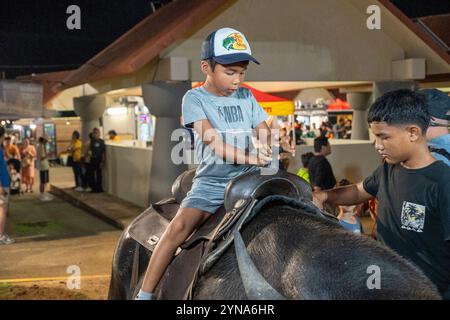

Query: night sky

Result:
[0,0,172,78]
[1,0,449,79]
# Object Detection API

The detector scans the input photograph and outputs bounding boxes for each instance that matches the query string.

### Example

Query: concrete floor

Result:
[0,166,123,299]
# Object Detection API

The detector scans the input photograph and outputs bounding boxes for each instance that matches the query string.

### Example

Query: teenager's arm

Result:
[313,182,373,209]
[193,119,270,166]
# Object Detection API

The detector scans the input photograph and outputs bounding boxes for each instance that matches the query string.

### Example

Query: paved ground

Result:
[0,166,124,300]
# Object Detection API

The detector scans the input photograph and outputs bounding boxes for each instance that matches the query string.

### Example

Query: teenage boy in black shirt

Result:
[314,89,450,299]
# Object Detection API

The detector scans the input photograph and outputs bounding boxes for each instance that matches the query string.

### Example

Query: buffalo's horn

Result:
[233,231,287,300]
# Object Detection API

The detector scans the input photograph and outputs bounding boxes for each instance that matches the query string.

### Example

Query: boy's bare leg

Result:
[140,207,211,295]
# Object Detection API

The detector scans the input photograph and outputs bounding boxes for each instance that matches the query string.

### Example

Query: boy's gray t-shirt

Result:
[182,86,268,181]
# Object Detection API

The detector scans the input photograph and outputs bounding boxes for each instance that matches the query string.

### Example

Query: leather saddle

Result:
[127,168,317,299]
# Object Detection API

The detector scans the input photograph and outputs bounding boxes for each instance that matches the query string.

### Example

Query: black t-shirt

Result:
[90,138,105,161]
[308,155,336,190]
[363,161,450,297]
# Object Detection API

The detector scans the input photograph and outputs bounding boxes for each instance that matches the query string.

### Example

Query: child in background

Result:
[336,179,362,234]
[297,152,313,184]
[8,164,21,195]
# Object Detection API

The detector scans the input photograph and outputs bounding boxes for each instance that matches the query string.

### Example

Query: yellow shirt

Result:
[6,145,20,159]
[112,136,120,141]
[297,167,310,183]
[71,139,82,162]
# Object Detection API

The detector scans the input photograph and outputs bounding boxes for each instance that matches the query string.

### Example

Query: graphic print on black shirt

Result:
[401,201,426,232]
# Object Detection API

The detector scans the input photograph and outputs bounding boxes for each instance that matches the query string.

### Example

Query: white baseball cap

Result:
[201,27,260,65]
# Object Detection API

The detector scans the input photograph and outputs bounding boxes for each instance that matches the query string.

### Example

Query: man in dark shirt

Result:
[308,136,336,190]
[89,127,105,193]
[313,90,450,299]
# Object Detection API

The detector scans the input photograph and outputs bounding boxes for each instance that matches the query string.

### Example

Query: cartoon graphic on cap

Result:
[223,33,248,51]
[201,27,260,65]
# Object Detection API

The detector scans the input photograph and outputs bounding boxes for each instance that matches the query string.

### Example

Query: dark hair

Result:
[72,130,80,139]
[207,58,218,71]
[338,178,352,187]
[4,136,11,141]
[367,89,430,134]
[108,130,117,136]
[301,152,313,168]
[314,136,329,152]
[38,137,46,143]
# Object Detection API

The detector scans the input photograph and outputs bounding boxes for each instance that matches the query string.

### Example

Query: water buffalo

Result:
[108,171,440,300]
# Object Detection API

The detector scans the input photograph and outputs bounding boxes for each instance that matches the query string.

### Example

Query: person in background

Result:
[8,163,21,195]
[278,127,296,170]
[107,130,120,142]
[297,152,313,184]
[312,123,320,137]
[4,136,21,161]
[81,133,93,192]
[308,136,337,191]
[89,128,106,193]
[20,139,36,193]
[333,118,346,139]
[67,131,83,191]
[302,125,315,138]
[0,127,14,245]
[294,120,303,144]
[421,89,450,166]
[36,136,53,202]
[336,179,363,234]
[344,119,352,139]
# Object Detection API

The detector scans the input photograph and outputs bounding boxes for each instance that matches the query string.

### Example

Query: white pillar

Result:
[142,82,190,203]
[346,92,372,140]
[73,95,107,141]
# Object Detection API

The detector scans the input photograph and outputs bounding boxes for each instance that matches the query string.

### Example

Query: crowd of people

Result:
[0,131,55,244]
[292,118,353,140]
[0,126,112,245]
[0,134,52,201]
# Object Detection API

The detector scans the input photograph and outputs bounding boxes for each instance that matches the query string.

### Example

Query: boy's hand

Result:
[258,144,272,159]
[313,190,328,209]
[248,153,271,167]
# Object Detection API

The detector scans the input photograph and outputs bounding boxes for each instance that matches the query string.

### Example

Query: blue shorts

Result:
[180,177,227,214]
[180,166,259,214]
